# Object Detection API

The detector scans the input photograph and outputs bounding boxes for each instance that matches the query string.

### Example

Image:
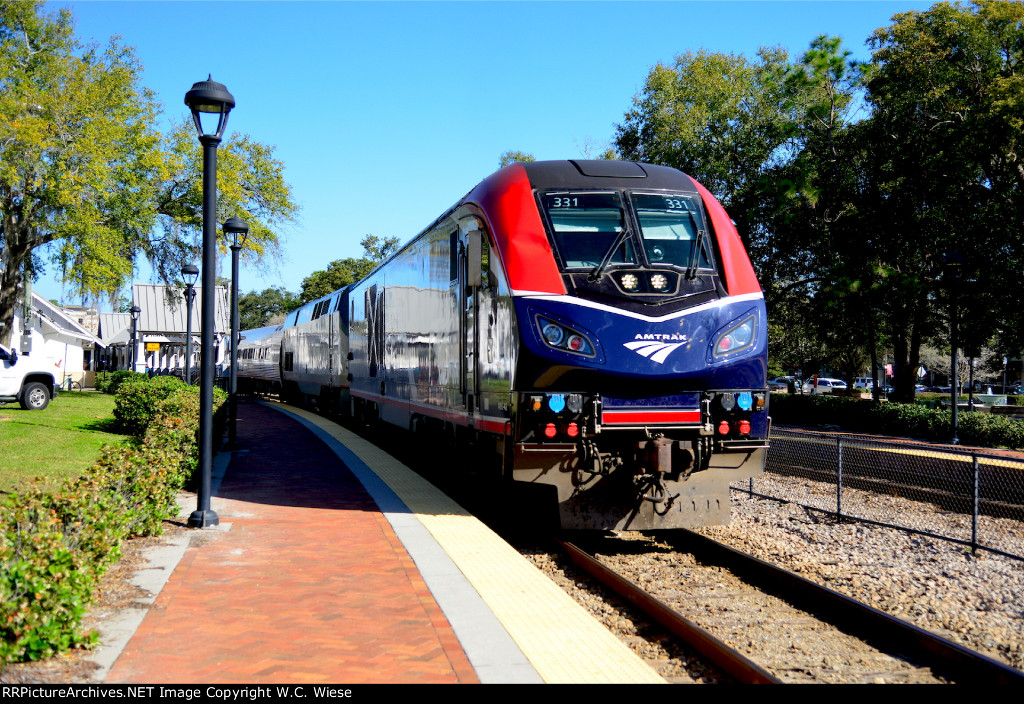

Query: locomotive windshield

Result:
[542,192,635,269]
[630,193,712,272]
[540,190,713,275]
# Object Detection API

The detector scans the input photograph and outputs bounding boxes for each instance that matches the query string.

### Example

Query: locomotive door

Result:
[459,218,486,414]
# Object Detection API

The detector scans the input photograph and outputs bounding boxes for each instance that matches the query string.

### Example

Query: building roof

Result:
[98,312,131,346]
[132,283,229,335]
[32,293,105,348]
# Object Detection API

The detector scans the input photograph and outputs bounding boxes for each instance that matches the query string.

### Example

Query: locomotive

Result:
[238,160,769,530]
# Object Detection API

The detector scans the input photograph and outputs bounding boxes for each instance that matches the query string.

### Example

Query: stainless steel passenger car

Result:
[280,290,350,411]
[236,324,285,396]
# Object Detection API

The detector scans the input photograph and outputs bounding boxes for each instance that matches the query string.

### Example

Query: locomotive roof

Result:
[519,160,698,192]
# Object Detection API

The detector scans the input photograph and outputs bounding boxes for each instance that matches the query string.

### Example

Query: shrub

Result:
[113,376,186,435]
[102,370,147,396]
[93,372,110,393]
[769,393,1024,450]
[0,383,225,663]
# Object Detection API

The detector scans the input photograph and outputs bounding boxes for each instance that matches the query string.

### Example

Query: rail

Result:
[666,531,1024,684]
[556,540,780,684]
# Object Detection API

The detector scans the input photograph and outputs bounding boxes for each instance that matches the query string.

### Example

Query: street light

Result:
[181,263,199,385]
[129,305,141,372]
[223,216,249,450]
[943,252,964,445]
[184,76,235,529]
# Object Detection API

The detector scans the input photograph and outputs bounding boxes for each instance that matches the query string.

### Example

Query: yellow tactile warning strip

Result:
[268,402,665,684]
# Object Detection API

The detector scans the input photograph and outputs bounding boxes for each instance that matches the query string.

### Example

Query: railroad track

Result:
[556,532,1024,684]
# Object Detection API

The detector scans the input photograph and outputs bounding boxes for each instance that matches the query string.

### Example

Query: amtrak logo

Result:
[623,333,688,365]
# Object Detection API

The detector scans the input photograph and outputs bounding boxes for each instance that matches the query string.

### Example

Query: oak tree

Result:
[0,1,298,347]
[297,235,400,304]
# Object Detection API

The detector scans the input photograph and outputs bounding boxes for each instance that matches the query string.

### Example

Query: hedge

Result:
[113,375,189,436]
[0,379,226,662]
[770,393,1024,450]
[94,370,147,395]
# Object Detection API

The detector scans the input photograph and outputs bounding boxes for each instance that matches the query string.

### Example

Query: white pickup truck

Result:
[0,343,58,410]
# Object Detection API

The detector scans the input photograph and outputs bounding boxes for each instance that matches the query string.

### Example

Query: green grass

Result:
[0,390,131,494]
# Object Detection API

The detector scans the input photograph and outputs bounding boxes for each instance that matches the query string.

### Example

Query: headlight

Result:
[542,323,564,346]
[711,312,757,359]
[535,315,596,357]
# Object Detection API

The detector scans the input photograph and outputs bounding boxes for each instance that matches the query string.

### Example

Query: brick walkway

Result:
[105,403,478,684]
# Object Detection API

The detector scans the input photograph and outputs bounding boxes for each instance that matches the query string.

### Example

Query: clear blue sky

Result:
[36,0,933,305]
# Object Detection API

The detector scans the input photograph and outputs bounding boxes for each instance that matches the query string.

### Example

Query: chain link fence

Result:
[735,427,1024,560]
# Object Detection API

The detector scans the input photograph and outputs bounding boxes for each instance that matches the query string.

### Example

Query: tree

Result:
[862,0,1024,399]
[0,2,299,347]
[498,150,535,168]
[238,286,300,330]
[0,1,161,346]
[612,5,1024,401]
[614,45,843,377]
[150,119,298,285]
[358,234,400,263]
[615,47,795,258]
[297,234,400,304]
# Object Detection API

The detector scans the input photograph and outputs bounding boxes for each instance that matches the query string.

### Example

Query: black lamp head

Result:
[223,216,250,248]
[185,75,235,140]
[181,263,200,287]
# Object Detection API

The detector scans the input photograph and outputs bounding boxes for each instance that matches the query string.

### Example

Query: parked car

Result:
[769,376,797,392]
[853,377,887,390]
[0,343,58,410]
[802,377,847,395]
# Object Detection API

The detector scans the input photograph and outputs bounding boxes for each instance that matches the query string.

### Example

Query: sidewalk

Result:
[103,402,478,684]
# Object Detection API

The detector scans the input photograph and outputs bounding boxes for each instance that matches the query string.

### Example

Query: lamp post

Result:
[223,216,249,450]
[184,76,235,529]
[129,305,141,372]
[943,252,963,445]
[181,263,199,385]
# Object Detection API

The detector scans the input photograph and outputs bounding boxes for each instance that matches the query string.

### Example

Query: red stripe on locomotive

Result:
[467,163,566,295]
[602,410,702,425]
[692,180,761,297]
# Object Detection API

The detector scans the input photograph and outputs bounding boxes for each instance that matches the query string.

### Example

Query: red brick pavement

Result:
[106,402,478,684]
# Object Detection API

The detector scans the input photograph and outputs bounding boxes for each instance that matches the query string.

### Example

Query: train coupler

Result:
[633,470,679,514]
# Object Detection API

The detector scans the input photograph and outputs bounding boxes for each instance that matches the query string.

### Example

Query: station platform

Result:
[96,401,664,685]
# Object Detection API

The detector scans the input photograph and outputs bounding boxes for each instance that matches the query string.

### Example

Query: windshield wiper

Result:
[686,228,709,280]
[587,229,633,282]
